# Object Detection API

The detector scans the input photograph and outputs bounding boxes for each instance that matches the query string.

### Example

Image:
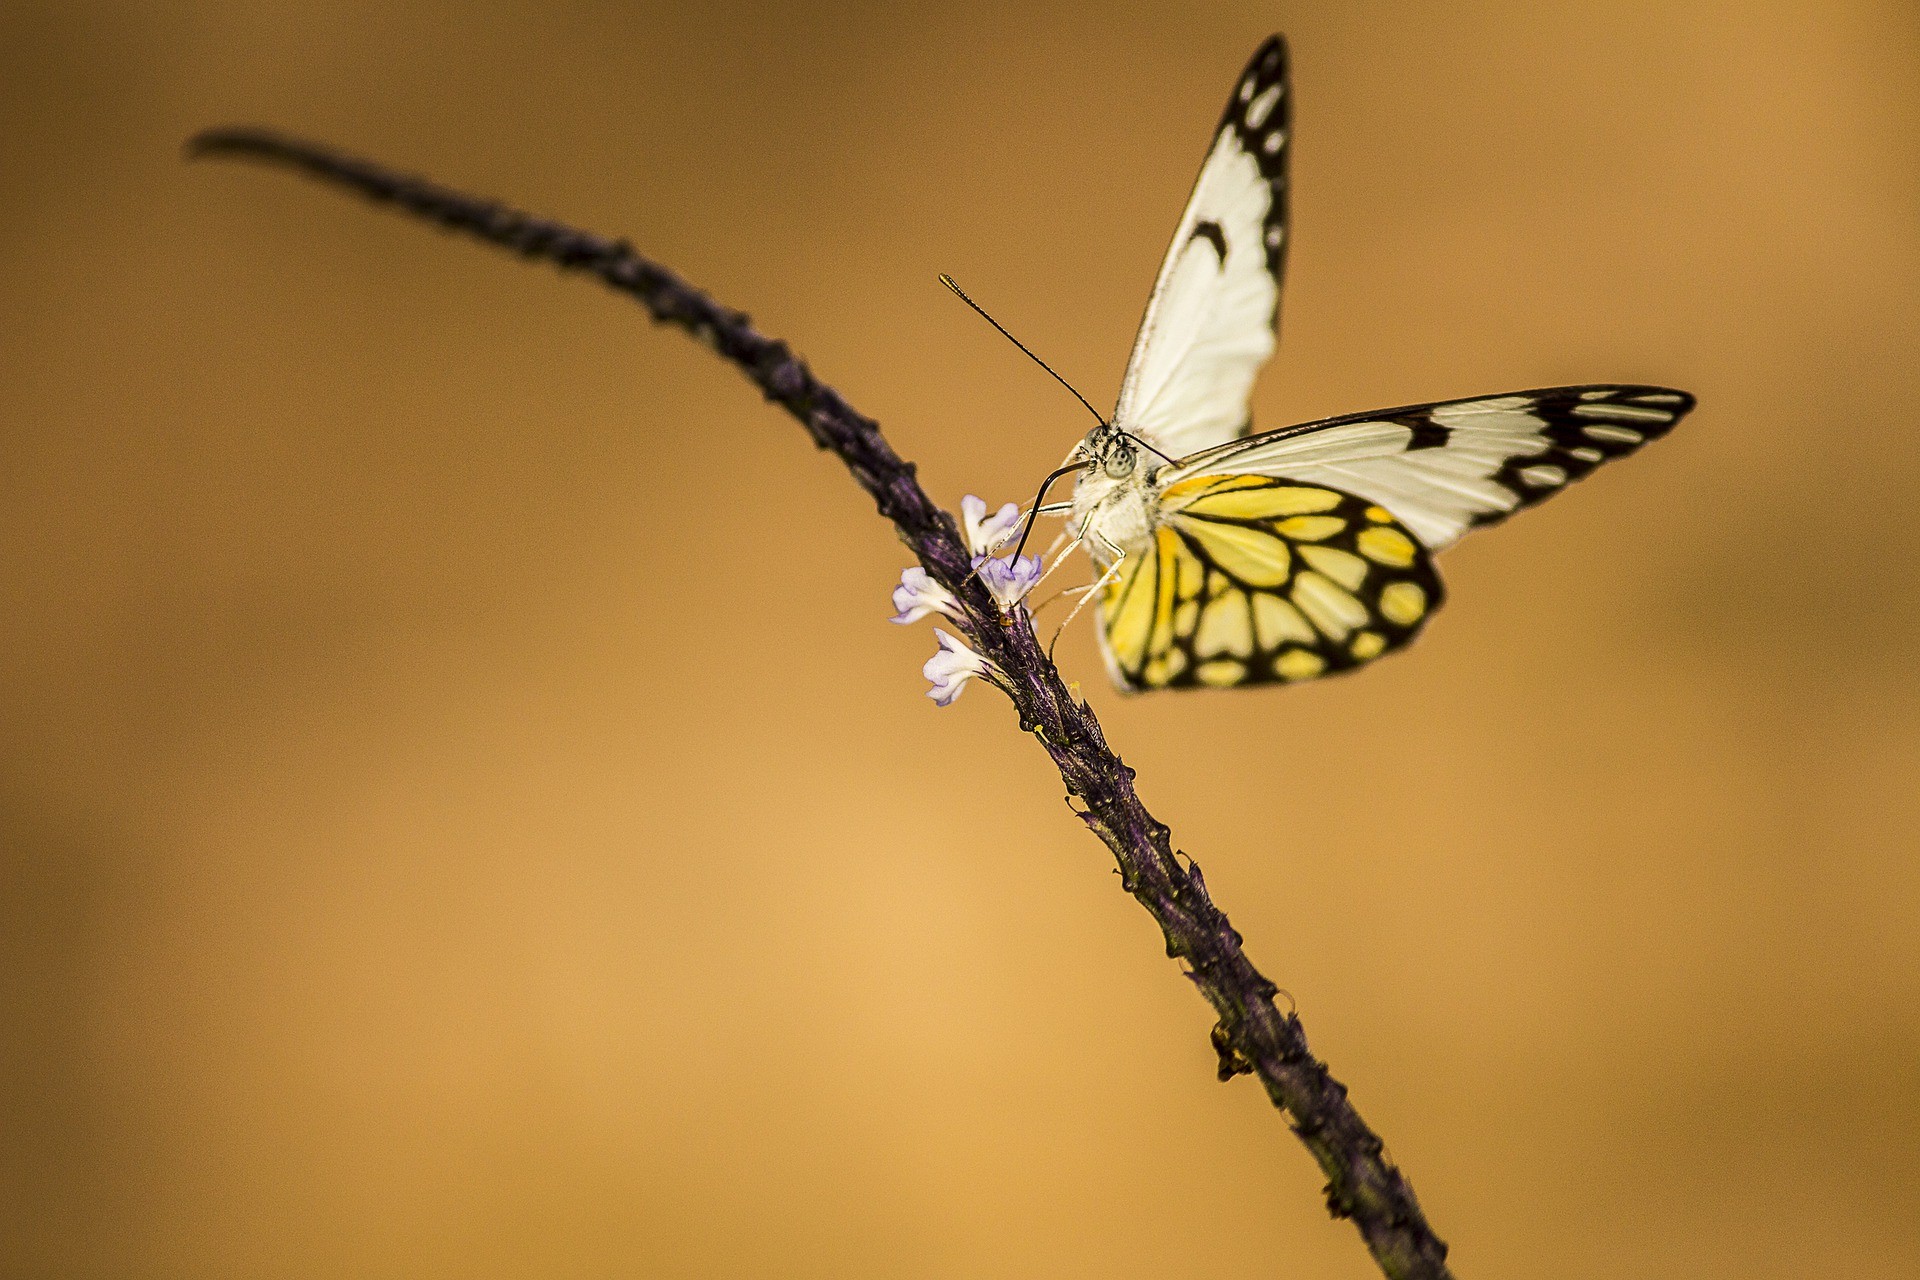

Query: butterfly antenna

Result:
[1119,431,1179,467]
[939,274,1107,429]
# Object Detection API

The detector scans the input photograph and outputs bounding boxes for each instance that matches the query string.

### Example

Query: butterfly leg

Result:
[1019,506,1099,605]
[1047,530,1130,657]
[1022,511,1104,617]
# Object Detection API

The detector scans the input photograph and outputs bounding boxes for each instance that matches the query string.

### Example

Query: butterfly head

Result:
[1057,426,1164,565]
[1077,424,1145,483]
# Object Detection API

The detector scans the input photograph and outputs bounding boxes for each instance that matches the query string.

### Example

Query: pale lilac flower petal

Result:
[972,553,1045,611]
[890,566,960,624]
[924,628,993,706]
[961,494,1022,557]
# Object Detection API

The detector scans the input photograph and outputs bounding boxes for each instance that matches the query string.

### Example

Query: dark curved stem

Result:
[186,128,1456,1280]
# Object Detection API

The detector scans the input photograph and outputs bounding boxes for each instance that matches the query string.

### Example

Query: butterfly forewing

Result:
[1098,475,1443,692]
[1165,385,1697,551]
[1110,36,1292,459]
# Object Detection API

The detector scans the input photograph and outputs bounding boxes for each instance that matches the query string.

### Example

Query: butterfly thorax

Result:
[1069,428,1161,569]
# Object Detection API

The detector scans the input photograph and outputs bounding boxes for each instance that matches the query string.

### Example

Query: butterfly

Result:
[1007,34,1694,692]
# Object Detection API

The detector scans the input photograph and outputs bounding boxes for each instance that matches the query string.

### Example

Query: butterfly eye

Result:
[1104,450,1136,480]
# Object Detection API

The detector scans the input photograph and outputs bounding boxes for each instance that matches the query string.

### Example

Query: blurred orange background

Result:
[4,3,1917,1277]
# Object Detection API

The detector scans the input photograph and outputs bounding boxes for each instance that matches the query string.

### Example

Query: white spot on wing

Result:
[1579,389,1613,400]
[1568,446,1604,462]
[1261,130,1285,155]
[1264,225,1284,249]
[1519,464,1566,488]
[1571,402,1671,424]
[1246,84,1282,129]
[1631,392,1685,404]
[1581,423,1644,444]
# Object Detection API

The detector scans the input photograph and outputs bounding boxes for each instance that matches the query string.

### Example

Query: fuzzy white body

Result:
[1064,435,1161,571]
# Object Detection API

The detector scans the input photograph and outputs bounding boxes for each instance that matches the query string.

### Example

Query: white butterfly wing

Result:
[1111,36,1291,459]
[1164,386,1696,550]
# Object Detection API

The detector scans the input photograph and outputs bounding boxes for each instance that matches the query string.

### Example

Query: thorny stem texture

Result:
[188,128,1455,1280]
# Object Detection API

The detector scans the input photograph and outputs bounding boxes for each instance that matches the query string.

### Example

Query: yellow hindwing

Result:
[1098,476,1444,691]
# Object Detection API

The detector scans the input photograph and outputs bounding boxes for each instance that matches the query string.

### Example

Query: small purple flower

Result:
[924,628,994,706]
[973,552,1044,611]
[961,494,1022,557]
[890,566,961,625]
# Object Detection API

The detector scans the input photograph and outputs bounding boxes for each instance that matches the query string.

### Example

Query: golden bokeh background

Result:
[4,3,1917,1277]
